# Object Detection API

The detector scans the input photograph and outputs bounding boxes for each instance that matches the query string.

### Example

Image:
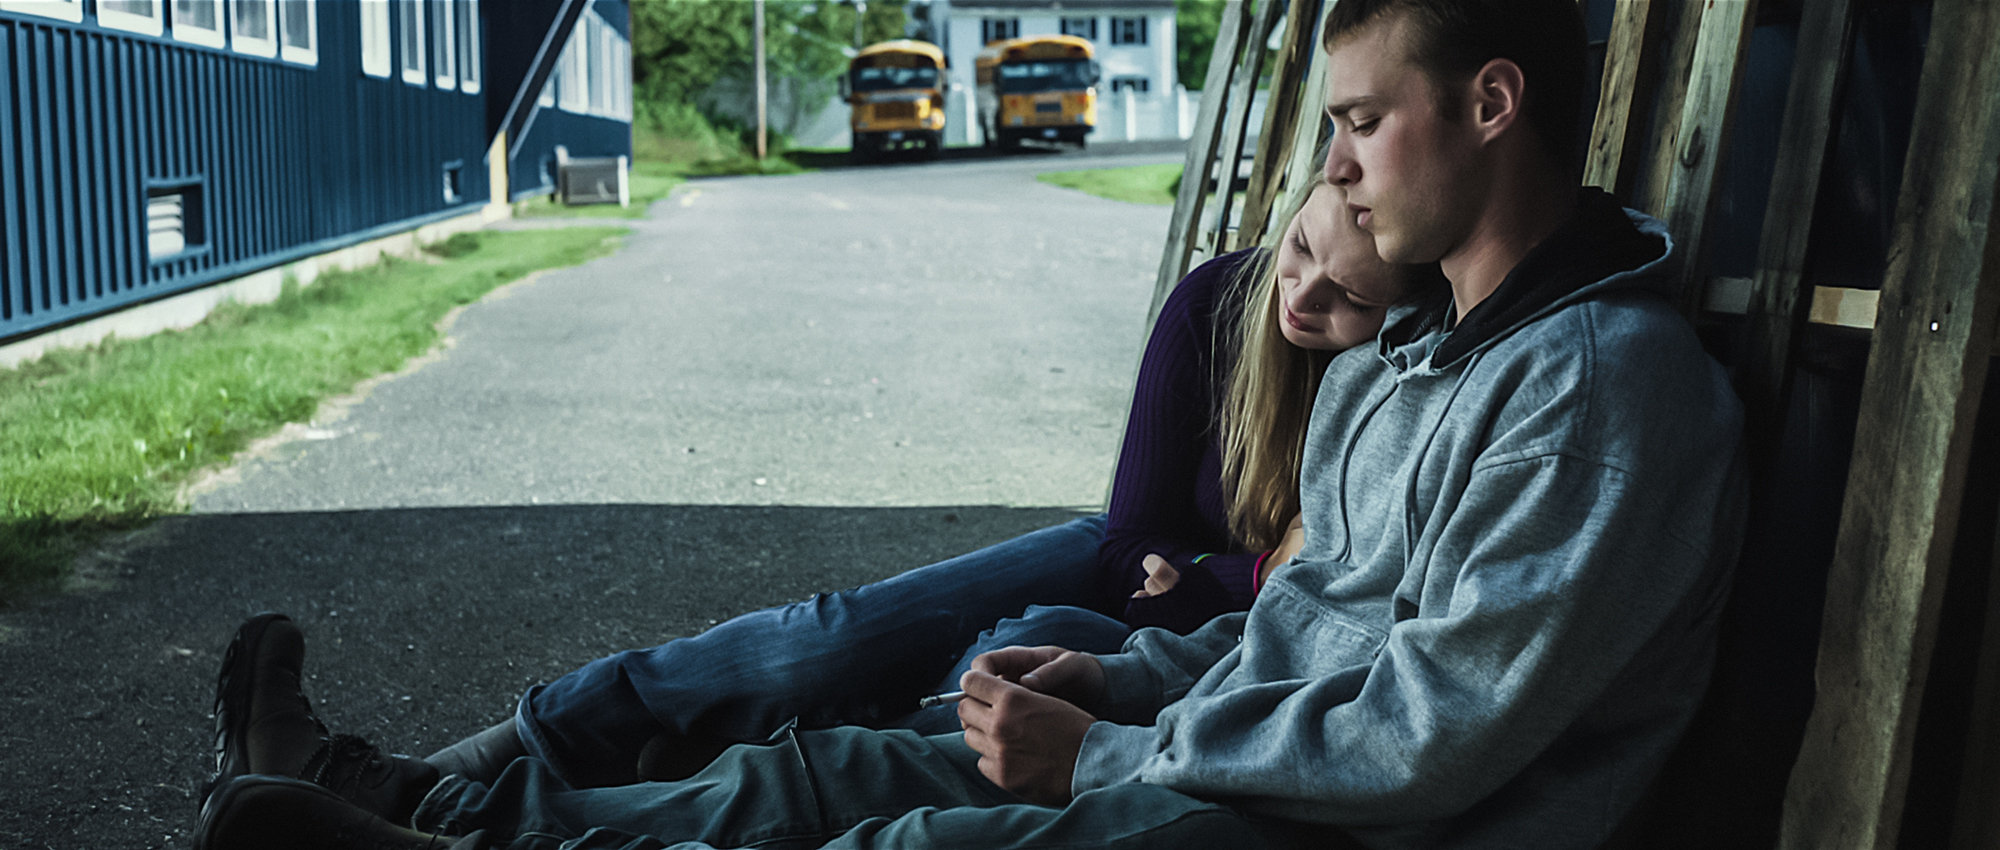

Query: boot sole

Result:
[201,612,294,810]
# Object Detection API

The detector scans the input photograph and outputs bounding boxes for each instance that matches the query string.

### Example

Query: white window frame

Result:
[0,0,84,23]
[358,0,390,78]
[538,76,555,107]
[169,0,225,48]
[980,17,1017,45]
[98,0,165,36]
[278,0,317,65]
[230,0,278,58]
[456,0,480,93]
[1060,16,1095,41]
[398,0,426,86]
[558,25,588,113]
[1110,16,1147,46]
[431,0,455,89]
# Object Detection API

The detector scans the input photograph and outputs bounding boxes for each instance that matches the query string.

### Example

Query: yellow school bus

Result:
[842,40,948,158]
[974,35,1100,150]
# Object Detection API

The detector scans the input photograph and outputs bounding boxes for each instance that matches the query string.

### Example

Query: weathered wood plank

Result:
[1581,0,1661,200]
[1778,0,2000,845]
[1276,0,1340,210]
[1734,0,1859,459]
[1630,0,1707,215]
[1236,0,1319,251]
[1653,0,1761,316]
[1203,0,1286,258]
[1149,0,1249,327]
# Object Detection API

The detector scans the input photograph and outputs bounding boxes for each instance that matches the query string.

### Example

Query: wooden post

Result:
[1734,0,1859,460]
[1631,0,1709,216]
[1778,0,2000,845]
[754,0,768,161]
[1581,0,1662,200]
[1148,0,1249,328]
[1203,0,1286,257]
[1651,0,1761,316]
[1235,0,1318,251]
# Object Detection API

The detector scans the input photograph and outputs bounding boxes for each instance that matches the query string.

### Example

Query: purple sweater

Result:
[1100,250,1270,634]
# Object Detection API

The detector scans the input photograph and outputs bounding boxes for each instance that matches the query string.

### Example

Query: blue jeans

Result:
[515,515,1134,786]
[415,728,1284,849]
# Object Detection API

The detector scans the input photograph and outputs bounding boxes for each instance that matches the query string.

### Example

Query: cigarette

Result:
[917,690,967,709]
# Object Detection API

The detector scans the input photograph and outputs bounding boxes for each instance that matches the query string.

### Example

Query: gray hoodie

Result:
[1072,194,1746,849]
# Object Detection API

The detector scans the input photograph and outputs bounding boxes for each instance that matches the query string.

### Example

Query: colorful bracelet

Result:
[1252,550,1274,595]
[1190,553,1214,566]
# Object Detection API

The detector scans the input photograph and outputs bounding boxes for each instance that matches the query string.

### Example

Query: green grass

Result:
[514,159,690,219]
[1036,163,1185,206]
[0,227,626,602]
[514,137,821,221]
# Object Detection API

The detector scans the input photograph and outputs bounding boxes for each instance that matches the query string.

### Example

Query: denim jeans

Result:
[416,728,1283,850]
[515,515,1134,787]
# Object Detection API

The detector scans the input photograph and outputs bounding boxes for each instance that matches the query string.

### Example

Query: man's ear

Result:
[1469,58,1525,145]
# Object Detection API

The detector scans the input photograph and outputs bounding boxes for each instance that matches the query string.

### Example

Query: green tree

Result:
[1176,0,1226,88]
[630,0,907,130]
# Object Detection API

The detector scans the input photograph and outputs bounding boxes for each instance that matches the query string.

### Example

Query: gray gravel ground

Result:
[0,147,1177,847]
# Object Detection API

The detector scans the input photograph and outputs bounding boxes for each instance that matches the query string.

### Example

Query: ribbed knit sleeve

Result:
[1099,251,1263,633]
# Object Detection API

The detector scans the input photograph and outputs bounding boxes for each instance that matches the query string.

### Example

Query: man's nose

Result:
[1323,141,1359,187]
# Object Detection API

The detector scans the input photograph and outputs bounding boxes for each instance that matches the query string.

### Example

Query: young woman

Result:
[203,178,1439,811]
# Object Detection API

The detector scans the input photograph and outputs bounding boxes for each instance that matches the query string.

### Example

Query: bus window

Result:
[853,64,940,93]
[997,60,1095,94]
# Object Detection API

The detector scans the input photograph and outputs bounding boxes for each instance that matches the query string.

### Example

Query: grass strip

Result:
[0,227,626,602]
[1036,163,1184,206]
[513,159,691,220]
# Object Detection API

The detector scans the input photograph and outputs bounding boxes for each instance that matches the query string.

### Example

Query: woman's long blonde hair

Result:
[1216,175,1338,551]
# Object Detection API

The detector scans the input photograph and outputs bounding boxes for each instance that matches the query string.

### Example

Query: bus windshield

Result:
[852,64,939,92]
[996,59,1093,94]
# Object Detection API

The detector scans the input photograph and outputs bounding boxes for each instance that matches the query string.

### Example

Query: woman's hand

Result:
[1262,514,1306,586]
[1130,554,1180,598]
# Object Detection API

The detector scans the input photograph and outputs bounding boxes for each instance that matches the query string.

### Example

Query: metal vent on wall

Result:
[146,184,203,260]
[559,155,629,206]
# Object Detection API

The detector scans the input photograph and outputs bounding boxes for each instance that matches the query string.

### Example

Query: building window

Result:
[98,0,164,36]
[358,0,389,77]
[0,0,83,23]
[558,24,588,113]
[456,0,480,93]
[398,0,425,85]
[230,0,277,58]
[980,17,1017,45]
[278,0,316,65]
[1110,16,1147,46]
[1060,16,1095,40]
[431,0,456,88]
[1110,76,1149,94]
[538,77,554,107]
[169,0,224,48]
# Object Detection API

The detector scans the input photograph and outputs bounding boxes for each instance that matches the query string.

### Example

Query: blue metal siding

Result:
[0,4,495,342]
[506,0,630,201]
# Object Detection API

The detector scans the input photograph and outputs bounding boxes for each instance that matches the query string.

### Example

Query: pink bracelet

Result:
[1252,550,1274,595]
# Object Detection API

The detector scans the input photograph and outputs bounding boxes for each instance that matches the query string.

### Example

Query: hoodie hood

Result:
[1377,187,1676,372]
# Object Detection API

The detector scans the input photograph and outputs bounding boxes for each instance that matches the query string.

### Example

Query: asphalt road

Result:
[0,148,1179,847]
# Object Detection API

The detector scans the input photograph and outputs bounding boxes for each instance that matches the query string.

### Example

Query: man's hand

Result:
[957,669,1096,806]
[1130,553,1181,598]
[970,646,1106,711]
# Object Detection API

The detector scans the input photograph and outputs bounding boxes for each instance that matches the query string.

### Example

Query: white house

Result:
[925,0,1180,145]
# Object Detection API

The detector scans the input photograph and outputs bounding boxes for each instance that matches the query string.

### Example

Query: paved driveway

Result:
[0,150,1178,847]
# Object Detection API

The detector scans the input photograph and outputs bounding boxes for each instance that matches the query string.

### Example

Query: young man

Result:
[193,1,1745,847]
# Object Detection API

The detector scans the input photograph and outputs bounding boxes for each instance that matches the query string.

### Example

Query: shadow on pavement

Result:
[0,503,1090,847]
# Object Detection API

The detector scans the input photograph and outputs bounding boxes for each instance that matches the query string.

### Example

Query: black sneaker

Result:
[205,613,440,823]
[194,774,447,850]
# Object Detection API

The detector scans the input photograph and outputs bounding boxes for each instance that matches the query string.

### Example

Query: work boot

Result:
[206,613,440,823]
[195,774,451,850]
[425,720,527,784]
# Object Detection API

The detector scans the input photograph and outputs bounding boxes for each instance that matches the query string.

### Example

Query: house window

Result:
[431,0,455,88]
[169,0,223,48]
[537,77,554,108]
[1110,16,1147,46]
[1110,76,1149,94]
[1060,17,1095,40]
[278,0,316,65]
[146,183,204,261]
[558,24,588,113]
[358,0,390,78]
[0,0,83,23]
[230,0,277,58]
[980,17,1017,45]
[456,0,480,93]
[98,0,164,36]
[397,0,426,85]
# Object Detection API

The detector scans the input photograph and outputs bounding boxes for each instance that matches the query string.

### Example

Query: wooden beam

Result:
[1276,0,1340,212]
[1779,0,2000,845]
[1652,0,1761,316]
[1203,0,1286,258]
[1236,0,1319,251]
[1149,0,1249,327]
[1631,0,1708,215]
[1735,0,1860,460]
[1581,0,1662,201]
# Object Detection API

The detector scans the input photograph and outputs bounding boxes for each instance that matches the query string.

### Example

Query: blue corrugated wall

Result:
[507,0,630,202]
[1,4,492,342]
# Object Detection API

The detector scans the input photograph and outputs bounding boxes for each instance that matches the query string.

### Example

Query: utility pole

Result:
[853,0,867,48]
[753,0,768,160]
